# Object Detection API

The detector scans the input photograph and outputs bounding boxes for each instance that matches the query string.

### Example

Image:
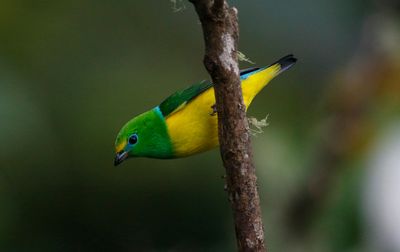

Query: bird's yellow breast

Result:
[165,65,280,157]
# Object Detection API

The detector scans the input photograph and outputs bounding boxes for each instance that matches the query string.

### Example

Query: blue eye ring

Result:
[128,134,138,145]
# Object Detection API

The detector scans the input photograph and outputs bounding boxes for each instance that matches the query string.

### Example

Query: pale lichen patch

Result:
[219,33,240,75]
[246,238,255,248]
[248,115,269,136]
[170,0,185,12]
[238,51,255,64]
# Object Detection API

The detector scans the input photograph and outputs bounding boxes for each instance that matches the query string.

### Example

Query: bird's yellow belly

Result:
[165,65,279,157]
[165,88,219,157]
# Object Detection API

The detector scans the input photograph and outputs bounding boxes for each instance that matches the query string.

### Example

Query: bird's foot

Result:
[209,104,217,116]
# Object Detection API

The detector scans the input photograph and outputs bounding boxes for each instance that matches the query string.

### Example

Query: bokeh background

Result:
[1,0,400,251]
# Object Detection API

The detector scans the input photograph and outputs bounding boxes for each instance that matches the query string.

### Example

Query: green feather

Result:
[157,68,265,117]
[158,80,213,117]
[115,108,174,159]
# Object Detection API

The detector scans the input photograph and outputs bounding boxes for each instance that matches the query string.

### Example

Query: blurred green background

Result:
[1,0,400,251]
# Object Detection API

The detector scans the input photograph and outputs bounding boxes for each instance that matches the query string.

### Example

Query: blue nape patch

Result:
[240,67,265,80]
[154,106,164,119]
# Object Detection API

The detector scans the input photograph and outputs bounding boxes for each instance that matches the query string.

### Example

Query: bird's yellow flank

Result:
[165,64,281,157]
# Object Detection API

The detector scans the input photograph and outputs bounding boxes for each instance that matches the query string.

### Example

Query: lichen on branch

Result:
[189,1,266,251]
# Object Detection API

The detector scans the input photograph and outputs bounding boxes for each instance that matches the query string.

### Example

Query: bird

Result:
[114,54,297,165]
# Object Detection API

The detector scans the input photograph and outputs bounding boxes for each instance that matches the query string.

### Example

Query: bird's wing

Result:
[158,80,213,117]
[240,67,260,76]
[158,67,265,117]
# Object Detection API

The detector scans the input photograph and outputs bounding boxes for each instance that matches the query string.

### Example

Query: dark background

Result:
[1,0,400,251]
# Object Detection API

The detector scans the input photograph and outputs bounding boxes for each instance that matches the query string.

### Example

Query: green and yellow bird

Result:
[114,54,296,165]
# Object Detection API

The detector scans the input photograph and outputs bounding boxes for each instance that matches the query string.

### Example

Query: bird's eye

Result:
[128,134,138,145]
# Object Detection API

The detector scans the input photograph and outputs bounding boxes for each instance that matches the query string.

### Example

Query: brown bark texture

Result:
[189,0,266,251]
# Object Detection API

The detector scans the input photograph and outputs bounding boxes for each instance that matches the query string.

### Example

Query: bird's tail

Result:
[271,54,297,76]
[241,54,297,106]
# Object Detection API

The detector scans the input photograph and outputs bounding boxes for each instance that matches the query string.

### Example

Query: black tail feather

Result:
[273,54,297,74]
[239,54,297,78]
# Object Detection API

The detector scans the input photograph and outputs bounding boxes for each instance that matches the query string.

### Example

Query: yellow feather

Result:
[116,140,127,153]
[165,64,281,157]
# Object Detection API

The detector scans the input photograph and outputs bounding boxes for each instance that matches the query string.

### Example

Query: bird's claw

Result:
[210,104,217,116]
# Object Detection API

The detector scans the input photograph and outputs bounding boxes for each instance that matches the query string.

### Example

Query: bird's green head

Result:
[114,108,173,165]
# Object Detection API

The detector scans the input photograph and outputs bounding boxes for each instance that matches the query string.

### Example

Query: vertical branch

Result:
[189,0,266,251]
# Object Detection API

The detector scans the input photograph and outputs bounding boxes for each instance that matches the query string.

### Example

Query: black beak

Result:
[114,151,128,166]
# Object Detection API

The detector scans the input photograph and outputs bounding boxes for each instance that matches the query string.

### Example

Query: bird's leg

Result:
[210,104,217,116]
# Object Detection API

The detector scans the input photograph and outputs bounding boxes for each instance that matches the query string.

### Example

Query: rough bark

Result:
[189,1,266,251]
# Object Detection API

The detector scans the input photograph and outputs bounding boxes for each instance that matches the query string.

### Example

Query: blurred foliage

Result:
[0,0,399,251]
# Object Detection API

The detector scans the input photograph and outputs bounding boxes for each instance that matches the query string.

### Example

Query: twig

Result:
[189,0,266,251]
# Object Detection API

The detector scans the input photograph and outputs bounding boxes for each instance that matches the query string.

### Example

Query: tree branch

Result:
[189,1,266,251]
